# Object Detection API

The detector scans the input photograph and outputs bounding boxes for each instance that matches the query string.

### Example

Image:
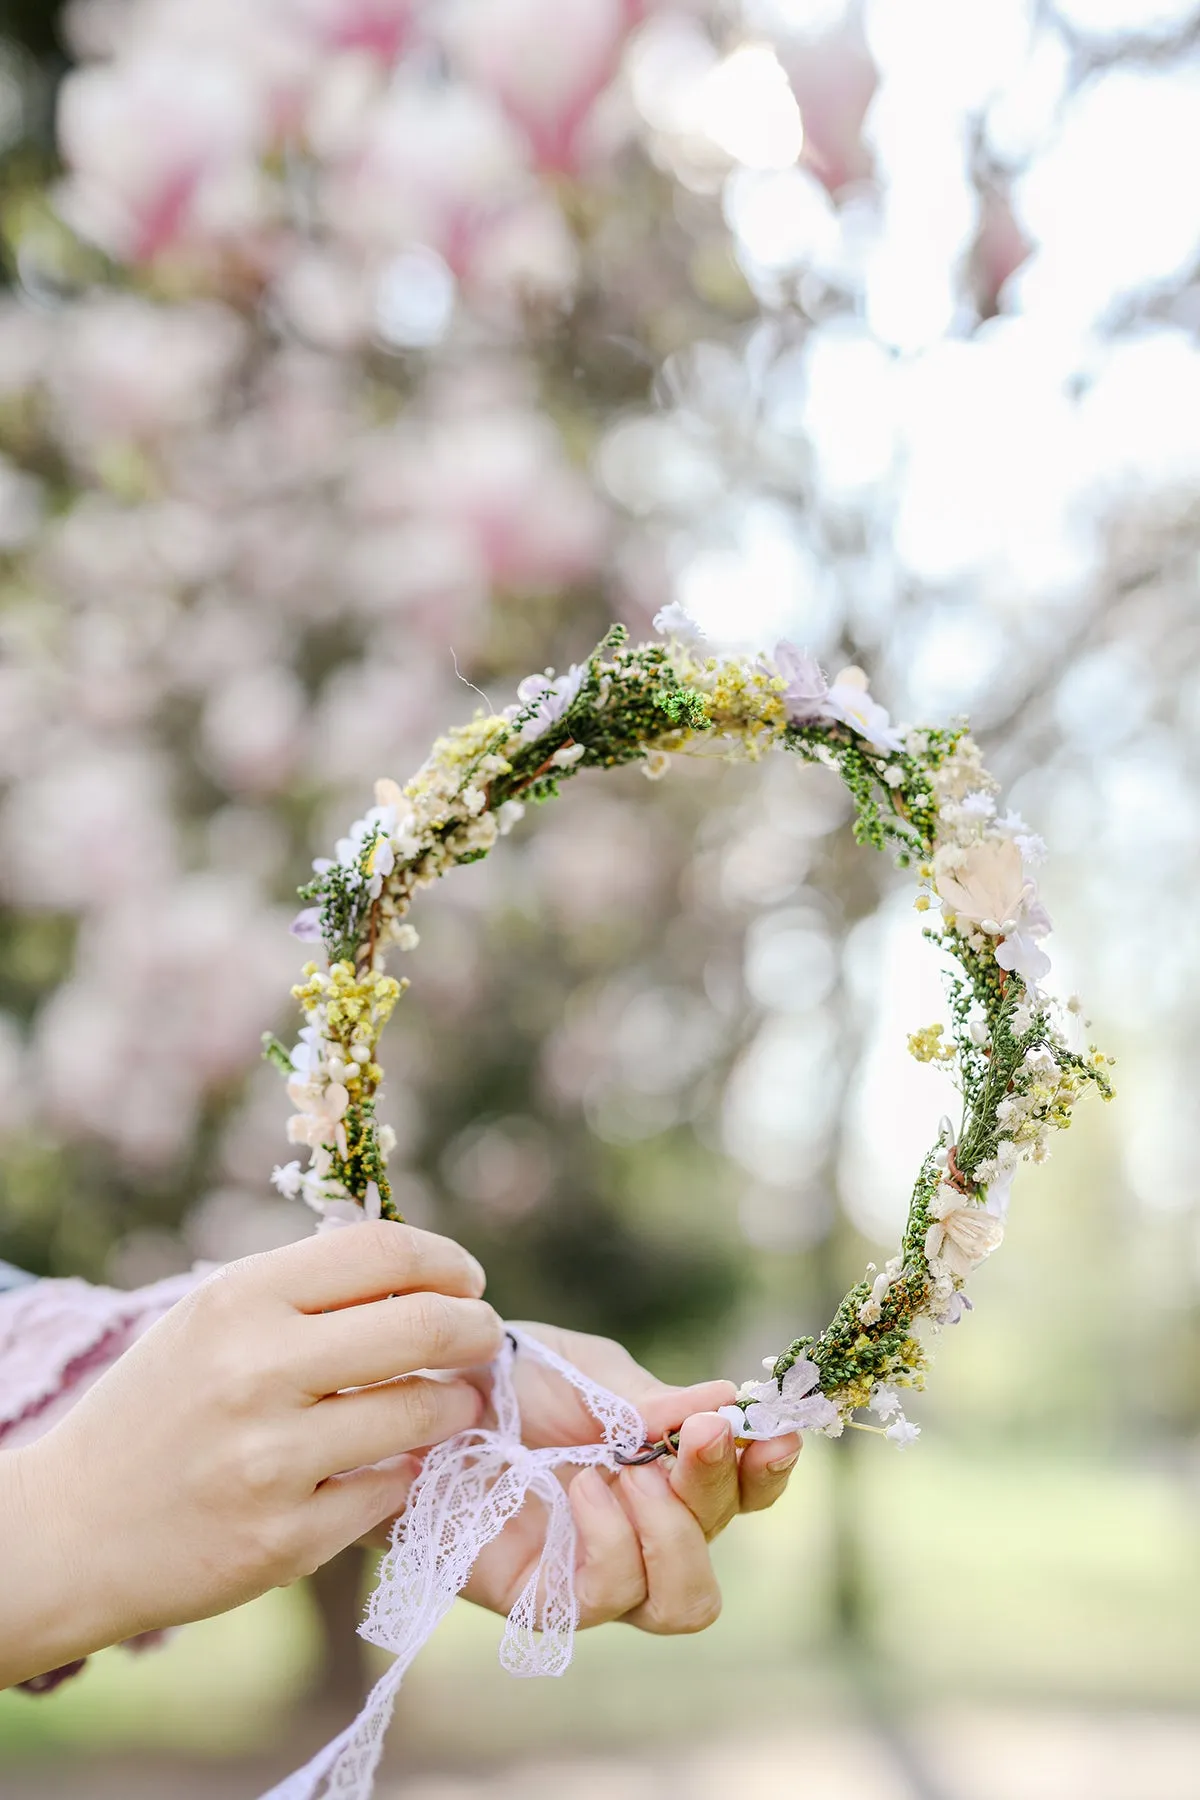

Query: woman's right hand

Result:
[0,1223,504,1689]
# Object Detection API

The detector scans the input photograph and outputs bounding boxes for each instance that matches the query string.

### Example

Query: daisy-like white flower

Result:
[869,1384,902,1421]
[886,1418,921,1448]
[335,801,398,871]
[924,1181,1004,1280]
[653,602,705,642]
[824,666,905,753]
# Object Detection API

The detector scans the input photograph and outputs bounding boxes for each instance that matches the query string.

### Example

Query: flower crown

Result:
[266,616,1112,1449]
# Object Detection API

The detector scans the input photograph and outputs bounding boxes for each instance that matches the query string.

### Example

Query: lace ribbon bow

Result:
[261,1326,647,1800]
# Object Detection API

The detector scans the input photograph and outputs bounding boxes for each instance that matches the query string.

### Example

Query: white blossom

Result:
[924,1181,1004,1279]
[653,602,704,642]
[824,666,904,753]
[886,1418,921,1448]
[550,742,586,769]
[271,1160,305,1199]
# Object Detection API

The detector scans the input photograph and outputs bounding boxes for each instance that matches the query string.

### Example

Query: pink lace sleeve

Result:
[0,1267,208,1450]
[0,1265,209,1695]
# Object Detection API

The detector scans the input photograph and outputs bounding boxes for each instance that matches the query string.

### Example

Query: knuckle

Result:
[245,1510,308,1585]
[469,1301,506,1359]
[405,1291,455,1364]
[231,1428,293,1505]
[208,1337,286,1419]
[366,1219,435,1291]
[400,1378,450,1445]
[183,1266,247,1333]
[704,1506,738,1543]
[672,1585,723,1636]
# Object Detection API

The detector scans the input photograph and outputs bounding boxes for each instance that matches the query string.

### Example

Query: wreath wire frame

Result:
[266,616,1113,1450]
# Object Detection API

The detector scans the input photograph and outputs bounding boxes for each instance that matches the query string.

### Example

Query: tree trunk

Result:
[306,1547,373,1711]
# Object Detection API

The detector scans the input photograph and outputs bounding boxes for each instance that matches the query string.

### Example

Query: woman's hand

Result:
[457,1322,801,1636]
[0,1223,504,1689]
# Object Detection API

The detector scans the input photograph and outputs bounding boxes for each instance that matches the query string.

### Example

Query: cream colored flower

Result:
[374,776,405,810]
[935,837,1025,933]
[924,1181,1004,1279]
[825,665,904,753]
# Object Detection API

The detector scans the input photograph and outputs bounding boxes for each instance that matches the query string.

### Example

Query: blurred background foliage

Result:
[0,0,1199,1795]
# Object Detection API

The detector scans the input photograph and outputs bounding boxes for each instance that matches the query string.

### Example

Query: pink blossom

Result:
[321,81,529,267]
[284,0,415,61]
[56,53,266,261]
[970,188,1032,320]
[440,0,642,173]
[198,664,307,796]
[45,297,246,460]
[784,24,877,197]
[344,409,606,591]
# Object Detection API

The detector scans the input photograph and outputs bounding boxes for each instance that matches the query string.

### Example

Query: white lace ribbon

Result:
[260,1326,647,1800]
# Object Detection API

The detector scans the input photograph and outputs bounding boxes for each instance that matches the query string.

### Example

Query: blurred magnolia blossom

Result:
[56,51,269,262]
[440,0,640,173]
[35,878,297,1167]
[343,400,608,591]
[46,296,247,462]
[0,749,177,911]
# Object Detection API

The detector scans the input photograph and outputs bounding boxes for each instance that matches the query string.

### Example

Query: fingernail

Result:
[766,1449,800,1476]
[466,1255,487,1294]
[698,1425,732,1466]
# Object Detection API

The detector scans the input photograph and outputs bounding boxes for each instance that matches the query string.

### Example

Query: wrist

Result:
[0,1437,133,1688]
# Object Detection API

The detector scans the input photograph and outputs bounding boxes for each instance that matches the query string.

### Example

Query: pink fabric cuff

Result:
[0,1266,208,1450]
[1,1265,210,1696]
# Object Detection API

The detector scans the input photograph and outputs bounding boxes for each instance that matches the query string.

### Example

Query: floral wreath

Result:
[266,611,1112,1453]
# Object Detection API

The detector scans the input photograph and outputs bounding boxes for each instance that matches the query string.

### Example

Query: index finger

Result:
[230,1221,488,1313]
[638,1381,736,1443]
